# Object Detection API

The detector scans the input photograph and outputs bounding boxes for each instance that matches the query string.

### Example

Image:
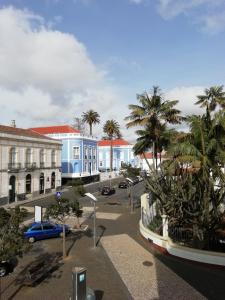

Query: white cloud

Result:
[129,0,225,33]
[0,6,128,138]
[157,0,225,33]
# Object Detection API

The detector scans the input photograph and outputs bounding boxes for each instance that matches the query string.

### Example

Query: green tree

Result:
[82,110,100,136]
[45,197,83,258]
[103,119,121,172]
[125,86,183,169]
[195,85,225,112]
[0,206,28,262]
[150,87,225,247]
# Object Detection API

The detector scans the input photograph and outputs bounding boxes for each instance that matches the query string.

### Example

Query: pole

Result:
[131,185,134,213]
[93,201,96,248]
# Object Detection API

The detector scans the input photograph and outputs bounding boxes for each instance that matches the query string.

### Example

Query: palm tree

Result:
[125,86,183,169]
[195,85,225,112]
[167,108,225,241]
[103,120,121,172]
[82,110,100,136]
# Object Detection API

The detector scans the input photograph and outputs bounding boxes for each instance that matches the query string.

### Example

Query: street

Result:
[1,182,225,300]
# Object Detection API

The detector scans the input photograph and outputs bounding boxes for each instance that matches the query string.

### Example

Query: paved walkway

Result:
[101,233,205,300]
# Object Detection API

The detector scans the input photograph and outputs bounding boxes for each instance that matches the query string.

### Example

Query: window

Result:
[51,150,56,167]
[89,147,92,159]
[40,149,45,164]
[99,161,103,167]
[9,147,16,164]
[93,148,96,160]
[84,147,88,159]
[31,226,42,231]
[84,162,88,172]
[43,224,54,230]
[73,146,80,159]
[26,148,32,164]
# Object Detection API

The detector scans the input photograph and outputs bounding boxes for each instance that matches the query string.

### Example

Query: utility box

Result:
[72,267,87,300]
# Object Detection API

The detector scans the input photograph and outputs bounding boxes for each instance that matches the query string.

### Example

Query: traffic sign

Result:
[56,191,62,198]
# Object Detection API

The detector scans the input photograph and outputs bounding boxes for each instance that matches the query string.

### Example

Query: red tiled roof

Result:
[98,139,130,146]
[0,125,55,141]
[30,125,80,134]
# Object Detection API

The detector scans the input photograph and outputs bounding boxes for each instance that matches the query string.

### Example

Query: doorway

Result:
[39,173,45,194]
[9,175,16,203]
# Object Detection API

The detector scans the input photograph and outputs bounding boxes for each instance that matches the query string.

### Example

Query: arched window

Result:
[26,174,32,194]
[40,149,45,168]
[51,172,55,189]
[51,150,56,167]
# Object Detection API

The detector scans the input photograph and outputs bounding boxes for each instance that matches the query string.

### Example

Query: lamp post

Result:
[85,193,98,248]
[126,177,134,213]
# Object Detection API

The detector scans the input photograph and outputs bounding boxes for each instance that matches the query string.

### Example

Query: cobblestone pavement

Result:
[1,183,225,300]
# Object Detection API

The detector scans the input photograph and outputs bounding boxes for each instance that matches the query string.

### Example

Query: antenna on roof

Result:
[10,120,16,128]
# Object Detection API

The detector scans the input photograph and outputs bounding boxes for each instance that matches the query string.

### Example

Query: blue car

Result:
[24,221,70,243]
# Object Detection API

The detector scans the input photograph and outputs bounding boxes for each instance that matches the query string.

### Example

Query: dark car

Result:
[101,186,116,195]
[24,221,70,243]
[0,260,12,277]
[118,181,129,188]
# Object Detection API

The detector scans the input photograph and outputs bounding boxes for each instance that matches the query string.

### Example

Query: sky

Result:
[0,0,225,140]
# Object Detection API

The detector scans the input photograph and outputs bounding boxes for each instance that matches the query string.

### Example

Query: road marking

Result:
[96,212,121,220]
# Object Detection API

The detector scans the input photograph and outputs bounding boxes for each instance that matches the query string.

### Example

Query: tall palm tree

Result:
[82,110,100,136]
[103,120,121,172]
[125,86,183,169]
[195,85,225,112]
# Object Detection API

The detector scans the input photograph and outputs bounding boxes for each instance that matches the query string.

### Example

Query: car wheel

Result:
[28,237,35,243]
[0,265,7,277]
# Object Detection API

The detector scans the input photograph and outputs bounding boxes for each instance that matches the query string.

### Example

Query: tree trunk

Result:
[90,123,92,136]
[110,138,113,172]
[152,141,156,170]
[63,222,66,259]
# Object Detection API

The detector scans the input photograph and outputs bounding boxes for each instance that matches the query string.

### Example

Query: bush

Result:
[148,215,162,235]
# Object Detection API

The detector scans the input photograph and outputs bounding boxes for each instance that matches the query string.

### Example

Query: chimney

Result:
[11,120,16,128]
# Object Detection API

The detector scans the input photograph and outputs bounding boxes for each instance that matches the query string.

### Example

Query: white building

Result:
[0,125,62,206]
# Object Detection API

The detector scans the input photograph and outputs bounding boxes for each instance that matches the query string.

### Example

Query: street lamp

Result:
[126,177,134,213]
[85,193,98,248]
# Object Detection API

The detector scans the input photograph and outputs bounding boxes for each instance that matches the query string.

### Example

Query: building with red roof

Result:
[0,124,62,205]
[98,138,139,171]
[31,125,99,184]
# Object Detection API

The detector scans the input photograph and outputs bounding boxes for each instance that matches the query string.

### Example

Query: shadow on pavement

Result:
[66,232,83,256]
[96,225,106,247]
[4,252,63,299]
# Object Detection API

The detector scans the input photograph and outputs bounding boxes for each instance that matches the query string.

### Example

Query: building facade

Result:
[30,125,99,183]
[98,139,138,171]
[0,125,62,206]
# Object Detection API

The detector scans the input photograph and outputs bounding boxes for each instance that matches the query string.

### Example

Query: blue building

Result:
[31,125,99,183]
[98,139,138,171]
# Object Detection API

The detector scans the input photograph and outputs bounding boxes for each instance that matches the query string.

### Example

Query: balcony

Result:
[8,163,22,172]
[25,162,37,170]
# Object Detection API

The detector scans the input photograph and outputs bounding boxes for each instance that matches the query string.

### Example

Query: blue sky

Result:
[0,0,224,138]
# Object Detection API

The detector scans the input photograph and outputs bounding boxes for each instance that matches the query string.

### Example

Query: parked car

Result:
[101,186,116,195]
[0,260,12,277]
[118,181,129,188]
[24,221,70,243]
